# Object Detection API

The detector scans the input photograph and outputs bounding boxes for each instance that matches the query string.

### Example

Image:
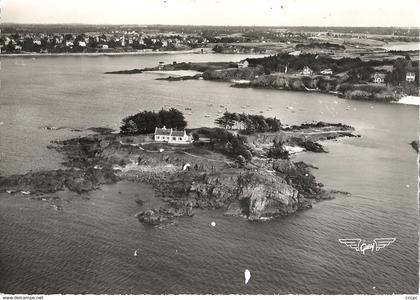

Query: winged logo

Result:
[339,239,361,251]
[374,238,396,251]
[339,238,396,255]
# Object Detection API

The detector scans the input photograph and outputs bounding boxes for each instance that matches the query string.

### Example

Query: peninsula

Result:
[106,50,419,102]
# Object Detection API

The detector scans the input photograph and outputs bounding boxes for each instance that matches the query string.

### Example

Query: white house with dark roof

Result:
[406,72,416,83]
[373,73,386,84]
[237,60,249,69]
[169,130,192,144]
[154,126,172,142]
[301,66,313,76]
[154,126,192,144]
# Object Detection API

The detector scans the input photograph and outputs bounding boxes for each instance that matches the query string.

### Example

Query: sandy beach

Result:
[396,95,420,106]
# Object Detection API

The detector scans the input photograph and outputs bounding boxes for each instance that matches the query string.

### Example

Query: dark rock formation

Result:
[136,209,174,226]
[282,121,354,132]
[410,140,419,152]
[105,69,143,74]
[289,138,326,153]
[0,167,118,194]
[156,74,201,81]
[235,171,309,220]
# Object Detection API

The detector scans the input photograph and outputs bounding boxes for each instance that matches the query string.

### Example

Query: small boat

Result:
[185,107,192,111]
[259,111,264,113]
[204,114,211,118]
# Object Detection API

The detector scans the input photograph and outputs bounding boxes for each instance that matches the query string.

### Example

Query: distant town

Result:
[1,24,419,55]
[1,29,208,54]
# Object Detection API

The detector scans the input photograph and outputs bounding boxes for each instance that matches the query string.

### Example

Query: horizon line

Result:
[1,22,419,29]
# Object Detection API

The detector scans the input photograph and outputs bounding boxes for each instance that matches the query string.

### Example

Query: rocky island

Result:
[0,109,358,226]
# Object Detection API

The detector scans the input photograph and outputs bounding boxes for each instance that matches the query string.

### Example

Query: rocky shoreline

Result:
[106,60,416,102]
[0,122,357,225]
[229,74,398,102]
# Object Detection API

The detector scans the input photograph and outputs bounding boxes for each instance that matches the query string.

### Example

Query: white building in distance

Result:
[237,60,249,68]
[301,66,313,76]
[373,73,386,84]
[154,126,192,144]
[320,68,333,75]
[406,72,416,83]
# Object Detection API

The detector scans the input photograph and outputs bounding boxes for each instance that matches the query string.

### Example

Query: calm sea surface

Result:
[0,54,418,294]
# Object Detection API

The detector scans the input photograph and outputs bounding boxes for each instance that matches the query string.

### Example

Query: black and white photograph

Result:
[0,0,419,297]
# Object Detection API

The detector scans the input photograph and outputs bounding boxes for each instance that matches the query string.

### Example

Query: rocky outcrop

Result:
[169,164,319,220]
[410,140,419,152]
[156,74,202,81]
[136,209,174,226]
[288,138,325,153]
[282,121,354,132]
[105,69,143,74]
[235,171,309,220]
[245,122,357,153]
[0,167,118,194]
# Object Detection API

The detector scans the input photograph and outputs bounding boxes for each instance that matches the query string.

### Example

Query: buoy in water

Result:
[244,269,251,284]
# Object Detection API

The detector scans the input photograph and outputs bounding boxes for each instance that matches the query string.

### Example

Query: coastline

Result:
[0,48,211,57]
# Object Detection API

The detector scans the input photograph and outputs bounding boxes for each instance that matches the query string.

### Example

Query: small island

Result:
[0,108,358,225]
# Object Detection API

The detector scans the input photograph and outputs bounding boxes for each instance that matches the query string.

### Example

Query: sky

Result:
[1,0,419,27]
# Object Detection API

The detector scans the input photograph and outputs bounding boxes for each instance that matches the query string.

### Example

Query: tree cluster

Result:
[194,128,253,162]
[347,66,376,82]
[386,57,419,85]
[120,108,187,135]
[215,112,281,134]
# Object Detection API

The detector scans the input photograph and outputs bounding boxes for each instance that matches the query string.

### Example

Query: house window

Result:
[179,137,182,141]
[172,137,176,141]
[156,136,160,140]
